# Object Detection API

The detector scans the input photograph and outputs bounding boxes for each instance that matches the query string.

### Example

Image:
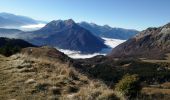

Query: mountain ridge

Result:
[109,22,170,59]
[0,12,40,27]
[79,21,139,40]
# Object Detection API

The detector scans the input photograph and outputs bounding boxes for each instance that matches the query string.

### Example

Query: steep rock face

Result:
[21,19,107,53]
[109,23,170,59]
[79,22,138,40]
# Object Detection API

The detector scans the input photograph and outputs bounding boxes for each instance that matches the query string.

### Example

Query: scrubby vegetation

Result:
[0,37,35,56]
[0,44,21,56]
[115,74,140,99]
[74,56,170,100]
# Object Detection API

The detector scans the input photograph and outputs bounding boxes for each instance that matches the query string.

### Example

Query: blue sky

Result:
[0,0,170,30]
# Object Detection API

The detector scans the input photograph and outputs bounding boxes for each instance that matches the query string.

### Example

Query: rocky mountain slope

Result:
[109,23,170,59]
[79,22,139,40]
[20,19,107,53]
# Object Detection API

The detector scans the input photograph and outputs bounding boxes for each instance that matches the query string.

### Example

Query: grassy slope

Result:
[0,54,118,100]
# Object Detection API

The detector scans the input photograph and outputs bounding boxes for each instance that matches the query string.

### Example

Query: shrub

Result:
[115,74,140,98]
[0,44,21,57]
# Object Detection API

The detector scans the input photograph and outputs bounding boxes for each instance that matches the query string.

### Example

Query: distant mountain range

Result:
[0,28,22,34]
[0,28,23,38]
[79,22,139,40]
[0,12,40,27]
[19,19,108,53]
[0,12,140,54]
[109,23,170,59]
[0,12,138,39]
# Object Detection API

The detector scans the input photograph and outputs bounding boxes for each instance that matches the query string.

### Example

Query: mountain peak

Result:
[163,22,170,28]
[44,19,76,29]
[65,19,75,24]
[46,20,63,26]
[103,25,112,29]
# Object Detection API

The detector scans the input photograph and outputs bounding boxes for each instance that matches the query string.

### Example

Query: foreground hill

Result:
[0,12,39,27]
[109,23,170,59]
[20,19,107,53]
[79,22,138,40]
[0,46,118,100]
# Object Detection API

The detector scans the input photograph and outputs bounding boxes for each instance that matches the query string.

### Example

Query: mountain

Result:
[20,19,108,53]
[0,12,39,27]
[0,37,35,56]
[109,23,170,59]
[79,22,139,40]
[0,28,22,34]
[0,28,23,38]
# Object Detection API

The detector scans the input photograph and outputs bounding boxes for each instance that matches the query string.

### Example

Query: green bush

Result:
[115,74,140,98]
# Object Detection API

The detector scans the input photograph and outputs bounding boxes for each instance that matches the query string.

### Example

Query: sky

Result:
[0,0,170,30]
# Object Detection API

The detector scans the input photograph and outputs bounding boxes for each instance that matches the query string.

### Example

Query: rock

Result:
[25,79,36,84]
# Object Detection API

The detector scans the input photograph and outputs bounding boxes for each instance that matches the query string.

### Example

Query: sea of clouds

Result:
[57,37,126,59]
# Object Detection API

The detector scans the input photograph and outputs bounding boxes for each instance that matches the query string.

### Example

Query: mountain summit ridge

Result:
[109,22,170,59]
[79,21,139,40]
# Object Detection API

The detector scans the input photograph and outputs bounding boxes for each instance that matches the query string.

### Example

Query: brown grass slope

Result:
[0,47,118,100]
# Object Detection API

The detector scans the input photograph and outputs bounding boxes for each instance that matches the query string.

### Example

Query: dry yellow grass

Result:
[142,87,170,95]
[141,53,170,63]
[0,54,118,100]
[161,82,170,89]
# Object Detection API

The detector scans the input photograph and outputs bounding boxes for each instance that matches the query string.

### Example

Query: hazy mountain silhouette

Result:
[79,22,139,40]
[0,12,39,27]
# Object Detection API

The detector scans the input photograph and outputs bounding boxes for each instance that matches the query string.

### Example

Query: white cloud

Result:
[57,38,126,59]
[21,23,45,29]
[21,23,45,28]
[57,48,106,59]
[102,37,126,48]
